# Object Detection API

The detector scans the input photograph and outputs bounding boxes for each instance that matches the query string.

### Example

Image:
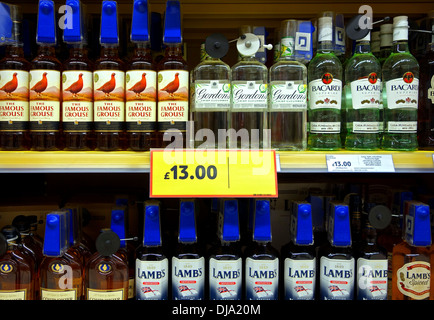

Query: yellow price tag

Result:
[150,149,278,198]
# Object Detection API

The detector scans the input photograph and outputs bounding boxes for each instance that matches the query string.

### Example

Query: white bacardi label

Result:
[245,257,279,300]
[232,81,268,110]
[194,80,230,110]
[86,288,125,300]
[319,256,355,300]
[209,258,242,300]
[284,257,316,300]
[0,70,29,131]
[310,121,341,133]
[270,81,307,110]
[308,74,342,110]
[29,69,61,131]
[172,257,205,300]
[135,258,169,300]
[387,121,417,133]
[40,288,78,300]
[350,74,381,109]
[356,258,388,300]
[396,261,430,300]
[126,70,157,132]
[385,73,419,109]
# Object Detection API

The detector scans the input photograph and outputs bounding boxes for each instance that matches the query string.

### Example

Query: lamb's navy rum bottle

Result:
[317,202,355,300]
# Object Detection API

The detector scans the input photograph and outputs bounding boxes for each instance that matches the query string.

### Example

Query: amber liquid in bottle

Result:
[0,44,31,150]
[63,45,94,150]
[30,45,63,150]
[157,44,189,149]
[127,43,156,151]
[94,45,126,151]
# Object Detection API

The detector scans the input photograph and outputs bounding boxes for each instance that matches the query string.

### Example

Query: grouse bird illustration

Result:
[64,73,84,97]
[0,72,18,96]
[31,72,48,96]
[128,73,147,96]
[97,72,116,97]
[160,72,179,96]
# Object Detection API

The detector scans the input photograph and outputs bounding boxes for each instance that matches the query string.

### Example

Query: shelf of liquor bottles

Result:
[1,150,433,173]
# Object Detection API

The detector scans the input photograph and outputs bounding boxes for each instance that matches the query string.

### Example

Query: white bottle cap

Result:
[392,16,408,42]
[380,23,393,47]
[393,16,409,28]
[371,31,380,52]
[380,24,393,34]
[318,16,333,42]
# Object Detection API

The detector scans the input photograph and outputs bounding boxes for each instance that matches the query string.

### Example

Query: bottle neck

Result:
[165,44,183,57]
[317,40,335,53]
[354,41,371,54]
[5,44,24,58]
[37,44,56,57]
[69,44,88,58]
[392,40,410,54]
[100,44,119,58]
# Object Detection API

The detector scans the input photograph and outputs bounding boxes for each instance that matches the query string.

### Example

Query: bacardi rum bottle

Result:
[208,199,243,300]
[281,201,316,300]
[30,0,62,150]
[0,5,30,150]
[382,16,420,150]
[317,202,355,300]
[371,31,381,59]
[126,0,157,151]
[378,24,393,66]
[344,32,382,150]
[62,0,94,151]
[269,20,308,151]
[93,1,126,151]
[157,0,189,149]
[135,201,169,300]
[172,199,205,300]
[244,200,279,300]
[308,15,343,150]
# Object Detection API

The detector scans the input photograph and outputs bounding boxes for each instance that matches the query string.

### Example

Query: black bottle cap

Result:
[0,233,7,257]
[12,215,30,233]
[1,225,20,241]
[368,205,392,230]
[205,33,229,59]
[95,228,120,257]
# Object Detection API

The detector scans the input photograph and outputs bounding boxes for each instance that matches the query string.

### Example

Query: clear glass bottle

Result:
[344,32,382,150]
[269,20,308,151]
[0,6,31,151]
[308,15,343,150]
[378,24,393,67]
[191,41,231,149]
[382,16,420,150]
[135,201,169,300]
[244,200,279,300]
[230,34,268,149]
[281,202,316,300]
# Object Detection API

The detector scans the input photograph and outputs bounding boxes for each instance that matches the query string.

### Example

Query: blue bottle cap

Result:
[406,202,432,247]
[163,0,182,44]
[100,0,119,45]
[329,203,351,247]
[43,212,68,257]
[144,202,162,246]
[0,3,12,44]
[221,199,240,242]
[179,200,196,243]
[37,0,57,44]
[292,202,313,245]
[63,0,83,43]
[253,200,272,242]
[110,206,127,248]
[131,0,150,42]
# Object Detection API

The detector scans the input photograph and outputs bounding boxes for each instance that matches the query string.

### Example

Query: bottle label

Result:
[29,69,61,132]
[280,37,295,57]
[126,70,157,132]
[231,81,268,110]
[387,121,417,133]
[352,122,380,133]
[40,288,78,300]
[86,288,125,300]
[309,121,340,133]
[356,258,388,300]
[245,257,279,300]
[385,75,419,109]
[172,256,205,300]
[270,81,307,110]
[0,70,29,132]
[0,289,27,300]
[350,75,381,110]
[158,70,189,131]
[135,258,169,300]
[319,256,355,300]
[396,261,430,300]
[308,75,342,110]
[93,70,125,132]
[194,80,231,110]
[62,71,93,132]
[209,257,242,300]
[428,75,434,104]
[284,257,316,300]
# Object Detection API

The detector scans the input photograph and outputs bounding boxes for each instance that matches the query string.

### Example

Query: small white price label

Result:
[326,154,395,172]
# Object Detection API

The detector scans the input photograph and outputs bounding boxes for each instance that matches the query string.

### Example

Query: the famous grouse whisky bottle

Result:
[62,0,94,150]
[0,4,31,150]
[30,0,63,150]
[93,1,126,151]
[126,0,157,151]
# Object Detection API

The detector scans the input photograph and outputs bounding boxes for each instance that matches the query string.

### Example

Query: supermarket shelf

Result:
[0,150,433,173]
